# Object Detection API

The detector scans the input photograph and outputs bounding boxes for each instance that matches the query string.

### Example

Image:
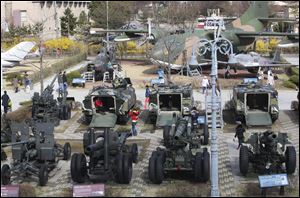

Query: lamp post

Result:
[195,18,236,197]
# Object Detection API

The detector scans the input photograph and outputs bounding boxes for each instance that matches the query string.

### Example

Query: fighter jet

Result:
[1,41,36,67]
[92,1,299,73]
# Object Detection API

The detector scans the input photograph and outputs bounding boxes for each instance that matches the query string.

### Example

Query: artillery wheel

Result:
[85,115,92,125]
[63,142,71,160]
[155,155,164,184]
[39,164,49,186]
[63,105,69,120]
[149,151,158,183]
[116,153,124,183]
[67,104,72,119]
[130,143,139,163]
[71,153,79,182]
[194,152,203,182]
[122,154,133,184]
[118,114,129,125]
[203,125,209,145]
[58,108,64,120]
[239,145,249,176]
[163,126,171,146]
[1,164,11,185]
[1,149,7,161]
[202,150,210,182]
[285,146,296,174]
[158,150,166,163]
[76,154,87,183]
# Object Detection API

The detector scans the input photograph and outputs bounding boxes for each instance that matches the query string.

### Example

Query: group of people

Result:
[258,68,275,87]
[12,71,32,93]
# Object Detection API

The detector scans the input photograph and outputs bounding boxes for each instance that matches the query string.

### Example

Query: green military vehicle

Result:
[240,130,296,175]
[82,77,136,126]
[227,79,279,126]
[148,84,194,127]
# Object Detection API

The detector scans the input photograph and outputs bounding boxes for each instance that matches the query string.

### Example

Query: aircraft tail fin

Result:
[272,48,281,62]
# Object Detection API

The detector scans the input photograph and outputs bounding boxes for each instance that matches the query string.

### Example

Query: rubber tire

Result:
[285,146,296,174]
[71,153,79,182]
[149,151,157,183]
[157,150,166,163]
[122,154,133,184]
[131,143,139,163]
[67,105,72,119]
[202,151,210,182]
[163,126,171,146]
[116,153,124,183]
[63,105,69,120]
[39,164,48,186]
[85,115,92,125]
[76,153,87,183]
[83,133,90,155]
[1,149,7,161]
[194,152,203,182]
[1,164,11,185]
[239,145,249,176]
[203,125,209,145]
[155,155,164,184]
[63,142,71,160]
[58,107,64,120]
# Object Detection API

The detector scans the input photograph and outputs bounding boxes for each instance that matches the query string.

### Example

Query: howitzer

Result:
[1,138,35,148]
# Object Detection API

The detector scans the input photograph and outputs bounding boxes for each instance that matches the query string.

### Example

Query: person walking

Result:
[62,71,68,91]
[234,121,246,150]
[57,71,64,96]
[267,73,275,87]
[129,108,140,136]
[1,91,10,114]
[201,76,210,94]
[12,75,19,93]
[144,85,151,110]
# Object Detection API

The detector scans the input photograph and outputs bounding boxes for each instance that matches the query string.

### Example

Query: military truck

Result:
[82,77,136,125]
[149,114,210,184]
[239,130,296,175]
[1,121,71,186]
[71,126,138,184]
[227,79,279,126]
[148,84,194,126]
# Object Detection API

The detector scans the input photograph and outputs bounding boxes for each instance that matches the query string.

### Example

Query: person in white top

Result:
[267,73,275,87]
[201,76,210,94]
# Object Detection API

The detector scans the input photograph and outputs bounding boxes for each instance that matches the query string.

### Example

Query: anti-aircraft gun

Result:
[239,130,296,175]
[71,122,138,184]
[32,74,74,125]
[1,121,71,186]
[82,76,136,125]
[148,113,210,184]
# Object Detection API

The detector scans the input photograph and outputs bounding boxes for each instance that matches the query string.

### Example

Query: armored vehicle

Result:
[239,130,296,175]
[71,126,138,184]
[148,84,194,126]
[149,113,210,184]
[1,121,71,186]
[82,77,136,125]
[227,79,279,126]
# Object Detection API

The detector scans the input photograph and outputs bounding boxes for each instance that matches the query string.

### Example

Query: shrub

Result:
[289,75,299,86]
[283,80,297,89]
[88,44,101,56]
[66,71,82,84]
[291,67,299,76]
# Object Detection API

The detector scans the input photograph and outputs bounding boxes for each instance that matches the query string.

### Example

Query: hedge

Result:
[289,75,299,86]
[291,67,299,76]
[6,73,23,85]
[30,52,87,84]
[283,80,297,89]
[66,71,82,84]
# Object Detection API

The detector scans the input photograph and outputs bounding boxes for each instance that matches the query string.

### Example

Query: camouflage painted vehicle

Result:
[148,84,194,127]
[149,114,210,184]
[71,126,138,184]
[227,79,279,126]
[1,121,71,186]
[82,77,136,126]
[239,130,296,175]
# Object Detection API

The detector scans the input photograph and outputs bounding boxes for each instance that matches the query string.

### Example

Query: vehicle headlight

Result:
[183,106,190,115]
[270,105,279,113]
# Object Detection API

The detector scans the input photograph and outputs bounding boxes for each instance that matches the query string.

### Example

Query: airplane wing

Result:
[257,18,298,23]
[90,29,148,34]
[1,41,36,62]
[236,32,299,39]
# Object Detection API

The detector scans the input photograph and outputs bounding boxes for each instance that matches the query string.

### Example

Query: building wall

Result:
[1,1,89,40]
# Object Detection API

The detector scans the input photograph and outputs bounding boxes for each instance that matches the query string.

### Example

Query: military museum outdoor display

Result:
[82,77,137,125]
[239,130,296,176]
[148,113,210,184]
[71,127,138,184]
[226,79,279,126]
[148,84,194,126]
[1,121,71,186]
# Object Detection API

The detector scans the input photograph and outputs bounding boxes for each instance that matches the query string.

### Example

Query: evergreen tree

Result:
[60,8,77,36]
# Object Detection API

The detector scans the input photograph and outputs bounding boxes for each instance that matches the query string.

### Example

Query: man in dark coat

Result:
[234,121,246,149]
[1,91,10,114]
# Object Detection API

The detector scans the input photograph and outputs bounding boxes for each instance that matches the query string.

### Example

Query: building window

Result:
[20,10,27,26]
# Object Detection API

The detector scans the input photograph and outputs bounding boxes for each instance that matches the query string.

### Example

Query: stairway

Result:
[83,71,94,82]
[205,93,223,129]
[189,69,201,76]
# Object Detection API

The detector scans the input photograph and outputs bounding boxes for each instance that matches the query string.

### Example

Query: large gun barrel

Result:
[85,140,104,154]
[1,140,29,148]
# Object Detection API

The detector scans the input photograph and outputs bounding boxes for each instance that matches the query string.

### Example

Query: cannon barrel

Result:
[1,140,30,148]
[267,133,277,141]
[85,140,104,154]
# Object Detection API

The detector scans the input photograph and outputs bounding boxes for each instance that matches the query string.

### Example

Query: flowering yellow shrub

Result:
[256,38,280,53]
[44,37,78,50]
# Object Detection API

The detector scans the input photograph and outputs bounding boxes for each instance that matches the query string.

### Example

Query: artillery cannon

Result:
[239,130,296,175]
[1,121,71,186]
[32,74,74,126]
[71,127,138,184]
[149,113,210,184]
